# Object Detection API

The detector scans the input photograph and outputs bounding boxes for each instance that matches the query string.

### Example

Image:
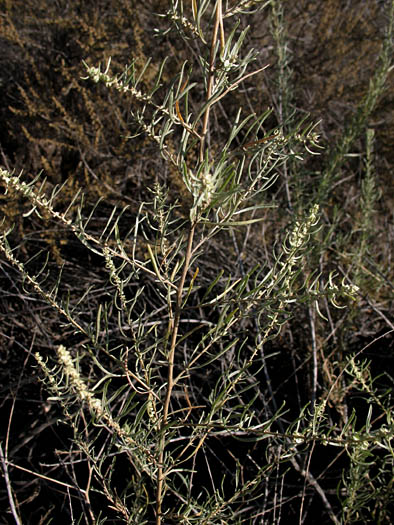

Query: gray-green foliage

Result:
[1,1,393,523]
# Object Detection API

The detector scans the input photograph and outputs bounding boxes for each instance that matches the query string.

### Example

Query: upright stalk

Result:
[155,222,196,524]
[199,1,222,163]
[155,4,223,522]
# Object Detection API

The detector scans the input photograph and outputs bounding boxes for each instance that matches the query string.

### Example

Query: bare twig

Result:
[0,444,22,525]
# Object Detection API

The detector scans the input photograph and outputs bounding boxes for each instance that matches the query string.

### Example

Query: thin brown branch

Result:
[155,222,196,524]
[199,1,222,163]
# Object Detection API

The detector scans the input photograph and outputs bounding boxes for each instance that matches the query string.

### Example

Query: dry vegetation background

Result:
[0,0,393,523]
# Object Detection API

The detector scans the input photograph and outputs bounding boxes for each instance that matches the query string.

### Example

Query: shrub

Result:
[1,1,393,523]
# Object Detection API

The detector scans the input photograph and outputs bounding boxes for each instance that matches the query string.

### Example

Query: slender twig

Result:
[199,1,222,163]
[309,303,318,407]
[5,459,87,493]
[290,453,340,525]
[155,222,196,524]
[0,444,22,525]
